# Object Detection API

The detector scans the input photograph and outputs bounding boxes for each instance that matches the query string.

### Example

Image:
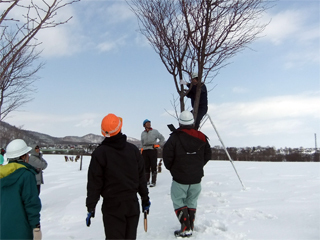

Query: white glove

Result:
[179,80,187,85]
[33,228,42,240]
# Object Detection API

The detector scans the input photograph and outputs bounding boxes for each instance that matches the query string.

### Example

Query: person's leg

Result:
[150,149,158,186]
[185,183,201,209]
[171,180,188,209]
[171,181,192,237]
[174,207,191,236]
[37,185,41,195]
[188,208,196,231]
[186,183,201,231]
[102,201,126,239]
[142,151,151,184]
[194,107,208,130]
[125,200,140,239]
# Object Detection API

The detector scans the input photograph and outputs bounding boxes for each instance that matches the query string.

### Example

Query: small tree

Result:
[128,0,270,121]
[0,0,80,120]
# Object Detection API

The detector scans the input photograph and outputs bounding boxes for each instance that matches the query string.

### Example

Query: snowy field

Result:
[36,155,319,240]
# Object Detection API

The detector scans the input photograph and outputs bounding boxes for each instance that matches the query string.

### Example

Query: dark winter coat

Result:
[86,133,149,212]
[186,83,208,110]
[0,162,41,239]
[28,145,48,185]
[163,126,211,184]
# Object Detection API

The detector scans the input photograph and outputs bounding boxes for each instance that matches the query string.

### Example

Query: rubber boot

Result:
[150,171,157,187]
[188,208,196,231]
[174,207,192,237]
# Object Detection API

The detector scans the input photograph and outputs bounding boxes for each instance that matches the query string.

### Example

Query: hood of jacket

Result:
[100,132,127,150]
[175,126,207,152]
[0,162,37,187]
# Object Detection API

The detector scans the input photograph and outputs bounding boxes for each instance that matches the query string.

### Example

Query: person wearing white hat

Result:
[163,111,211,238]
[0,139,42,240]
[180,72,208,129]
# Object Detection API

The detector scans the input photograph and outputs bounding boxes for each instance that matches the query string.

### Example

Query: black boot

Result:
[150,171,157,187]
[174,207,192,238]
[188,208,196,231]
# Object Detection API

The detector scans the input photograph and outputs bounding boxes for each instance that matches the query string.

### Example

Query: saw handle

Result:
[144,210,148,232]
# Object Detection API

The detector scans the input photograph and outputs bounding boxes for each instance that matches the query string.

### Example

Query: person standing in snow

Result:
[180,72,208,130]
[0,139,42,240]
[141,119,165,187]
[0,148,5,165]
[163,111,211,238]
[28,144,48,195]
[86,113,150,239]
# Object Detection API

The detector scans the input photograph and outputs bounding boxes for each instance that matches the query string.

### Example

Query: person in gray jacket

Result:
[141,119,165,187]
[28,145,48,195]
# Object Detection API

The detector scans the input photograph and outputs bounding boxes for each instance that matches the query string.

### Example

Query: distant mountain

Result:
[0,121,141,147]
[61,134,104,144]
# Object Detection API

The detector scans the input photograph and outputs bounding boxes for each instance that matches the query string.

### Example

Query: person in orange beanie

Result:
[86,113,150,239]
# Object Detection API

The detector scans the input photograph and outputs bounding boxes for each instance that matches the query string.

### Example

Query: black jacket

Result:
[163,126,211,184]
[186,83,208,109]
[86,133,148,211]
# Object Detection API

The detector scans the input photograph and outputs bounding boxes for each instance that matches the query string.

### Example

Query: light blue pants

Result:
[171,180,201,210]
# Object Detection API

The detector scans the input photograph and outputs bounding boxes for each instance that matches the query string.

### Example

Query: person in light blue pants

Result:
[163,111,211,237]
[171,180,201,210]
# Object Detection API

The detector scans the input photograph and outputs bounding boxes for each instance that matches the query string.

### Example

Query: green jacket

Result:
[0,154,4,165]
[0,162,41,239]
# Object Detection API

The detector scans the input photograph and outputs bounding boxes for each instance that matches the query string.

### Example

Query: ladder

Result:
[200,114,246,190]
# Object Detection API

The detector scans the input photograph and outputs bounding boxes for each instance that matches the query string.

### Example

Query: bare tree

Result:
[0,33,43,120]
[128,0,191,113]
[0,0,80,120]
[128,0,270,122]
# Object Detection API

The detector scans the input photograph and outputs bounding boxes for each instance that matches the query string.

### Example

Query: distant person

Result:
[163,111,211,238]
[29,144,48,195]
[86,113,150,239]
[0,139,42,240]
[141,119,165,187]
[0,148,5,165]
[180,72,208,129]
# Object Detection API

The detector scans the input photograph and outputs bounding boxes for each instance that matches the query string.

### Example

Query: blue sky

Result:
[6,0,320,148]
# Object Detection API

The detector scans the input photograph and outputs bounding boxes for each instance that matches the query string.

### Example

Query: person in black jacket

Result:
[86,113,150,240]
[163,111,211,238]
[181,72,208,130]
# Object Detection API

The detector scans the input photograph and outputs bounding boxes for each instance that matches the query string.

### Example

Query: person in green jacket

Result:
[0,139,42,240]
[0,148,5,165]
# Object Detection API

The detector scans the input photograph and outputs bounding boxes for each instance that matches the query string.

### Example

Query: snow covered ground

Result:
[38,155,319,240]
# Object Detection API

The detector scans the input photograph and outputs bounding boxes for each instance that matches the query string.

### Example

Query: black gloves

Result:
[86,210,95,227]
[142,197,151,214]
